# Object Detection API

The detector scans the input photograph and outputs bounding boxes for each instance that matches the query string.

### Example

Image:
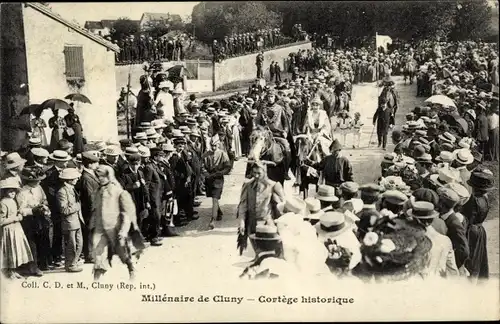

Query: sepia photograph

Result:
[0,1,499,322]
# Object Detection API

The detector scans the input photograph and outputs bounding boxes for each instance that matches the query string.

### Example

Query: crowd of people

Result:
[237,40,498,281]
[212,28,297,63]
[0,37,498,282]
[112,34,190,64]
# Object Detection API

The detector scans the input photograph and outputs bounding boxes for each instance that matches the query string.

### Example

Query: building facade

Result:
[1,3,120,150]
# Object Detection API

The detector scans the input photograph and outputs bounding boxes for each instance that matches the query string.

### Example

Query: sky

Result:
[48,2,199,24]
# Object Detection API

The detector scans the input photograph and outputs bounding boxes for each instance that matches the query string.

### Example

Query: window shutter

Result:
[64,46,84,79]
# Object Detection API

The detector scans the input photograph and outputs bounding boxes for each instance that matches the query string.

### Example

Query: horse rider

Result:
[256,90,292,180]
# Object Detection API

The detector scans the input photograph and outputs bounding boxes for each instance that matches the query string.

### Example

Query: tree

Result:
[110,17,139,41]
[191,1,282,43]
[450,0,493,40]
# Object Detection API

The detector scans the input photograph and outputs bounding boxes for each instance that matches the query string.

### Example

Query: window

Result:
[64,45,84,79]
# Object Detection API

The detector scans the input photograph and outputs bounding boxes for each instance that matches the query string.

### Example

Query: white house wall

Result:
[22,6,118,142]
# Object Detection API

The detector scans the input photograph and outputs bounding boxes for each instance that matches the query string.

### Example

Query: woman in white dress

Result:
[303,97,332,159]
[228,105,242,159]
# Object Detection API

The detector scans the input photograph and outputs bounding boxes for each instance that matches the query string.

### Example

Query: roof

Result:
[25,3,120,53]
[140,12,174,24]
[84,21,104,30]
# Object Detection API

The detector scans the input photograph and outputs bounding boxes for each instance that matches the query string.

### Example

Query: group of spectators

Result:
[112,34,191,64]
[212,28,297,63]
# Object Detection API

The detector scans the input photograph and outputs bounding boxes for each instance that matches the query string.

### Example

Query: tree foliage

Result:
[110,17,139,41]
[190,0,496,44]
[191,2,281,43]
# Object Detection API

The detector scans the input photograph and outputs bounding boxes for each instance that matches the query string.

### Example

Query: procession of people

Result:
[1,37,498,283]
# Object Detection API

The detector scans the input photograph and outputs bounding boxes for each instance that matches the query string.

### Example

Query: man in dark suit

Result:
[437,187,470,272]
[41,150,71,267]
[119,153,150,236]
[373,92,394,150]
[78,152,100,263]
[142,149,163,246]
[170,137,194,224]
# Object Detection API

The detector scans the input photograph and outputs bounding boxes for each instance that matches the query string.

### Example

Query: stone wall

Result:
[213,41,312,90]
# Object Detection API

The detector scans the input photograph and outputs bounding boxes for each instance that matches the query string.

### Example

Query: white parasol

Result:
[424,94,456,108]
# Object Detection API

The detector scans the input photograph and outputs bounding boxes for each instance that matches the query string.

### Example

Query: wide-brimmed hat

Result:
[124,146,139,156]
[172,129,184,138]
[0,178,20,190]
[339,181,359,195]
[283,197,307,215]
[430,168,459,188]
[145,128,160,139]
[304,197,324,220]
[316,185,339,202]
[315,211,353,239]
[438,132,456,144]
[382,190,408,206]
[138,122,152,129]
[138,146,151,158]
[59,168,81,180]
[435,151,454,163]
[104,145,121,156]
[20,167,46,181]
[249,224,281,241]
[4,152,26,170]
[28,137,42,146]
[161,143,175,152]
[30,147,49,158]
[134,132,148,140]
[453,149,473,165]
[151,119,168,129]
[185,117,197,126]
[467,169,495,191]
[48,150,71,162]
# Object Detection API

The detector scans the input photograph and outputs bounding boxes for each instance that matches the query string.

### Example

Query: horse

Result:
[246,126,288,185]
[403,58,417,85]
[293,134,324,199]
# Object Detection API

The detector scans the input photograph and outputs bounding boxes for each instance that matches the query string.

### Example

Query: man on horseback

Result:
[256,90,292,180]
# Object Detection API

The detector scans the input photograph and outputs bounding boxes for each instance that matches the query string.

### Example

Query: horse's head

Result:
[248,126,272,161]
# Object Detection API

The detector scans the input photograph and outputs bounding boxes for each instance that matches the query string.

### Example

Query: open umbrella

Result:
[39,98,72,111]
[425,94,456,108]
[65,93,92,104]
[19,104,41,116]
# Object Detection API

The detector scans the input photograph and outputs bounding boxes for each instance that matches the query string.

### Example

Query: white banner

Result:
[375,34,392,52]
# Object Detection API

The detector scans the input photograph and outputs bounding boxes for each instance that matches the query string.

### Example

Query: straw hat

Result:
[48,150,71,162]
[435,151,454,163]
[59,168,81,180]
[134,132,148,140]
[249,224,281,241]
[315,211,353,239]
[145,128,160,139]
[104,145,121,156]
[429,168,460,188]
[304,197,324,220]
[151,119,168,129]
[0,178,20,190]
[316,185,339,202]
[31,147,49,158]
[453,149,474,165]
[4,152,26,170]
[283,197,307,215]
